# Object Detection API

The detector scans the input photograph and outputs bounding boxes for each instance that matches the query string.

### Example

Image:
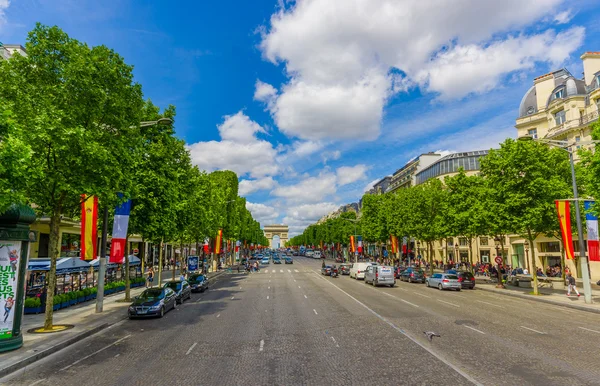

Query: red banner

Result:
[214,229,223,254]
[80,195,98,261]
[555,200,575,260]
[350,236,356,253]
[390,235,398,254]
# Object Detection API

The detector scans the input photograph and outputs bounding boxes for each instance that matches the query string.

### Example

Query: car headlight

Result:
[149,301,164,311]
[128,306,135,311]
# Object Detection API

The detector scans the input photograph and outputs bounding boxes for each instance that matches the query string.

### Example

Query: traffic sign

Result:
[495,256,503,265]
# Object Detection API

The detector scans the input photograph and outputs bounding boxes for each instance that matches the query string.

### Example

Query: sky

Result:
[2,0,600,236]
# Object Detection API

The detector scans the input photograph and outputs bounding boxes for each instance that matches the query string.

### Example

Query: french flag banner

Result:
[357,236,363,254]
[584,201,599,262]
[109,197,132,264]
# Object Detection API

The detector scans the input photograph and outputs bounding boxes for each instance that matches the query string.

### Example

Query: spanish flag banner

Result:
[390,235,398,254]
[215,229,223,254]
[350,235,356,253]
[80,195,98,261]
[555,200,575,260]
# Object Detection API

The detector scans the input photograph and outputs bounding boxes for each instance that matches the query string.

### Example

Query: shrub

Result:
[25,297,41,308]
[83,288,91,296]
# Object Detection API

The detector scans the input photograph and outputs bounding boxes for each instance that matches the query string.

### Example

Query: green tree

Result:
[480,138,571,294]
[0,24,145,329]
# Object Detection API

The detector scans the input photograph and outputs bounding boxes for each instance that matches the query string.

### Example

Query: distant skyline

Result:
[3,0,600,235]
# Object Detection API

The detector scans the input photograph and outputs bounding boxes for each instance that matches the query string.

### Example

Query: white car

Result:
[260,257,270,265]
[349,262,376,280]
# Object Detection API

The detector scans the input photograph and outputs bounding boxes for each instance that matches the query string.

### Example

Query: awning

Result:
[89,255,140,269]
[28,257,92,275]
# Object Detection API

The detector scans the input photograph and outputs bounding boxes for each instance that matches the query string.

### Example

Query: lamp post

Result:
[519,135,598,304]
[524,241,530,272]
[455,244,459,267]
[494,236,505,288]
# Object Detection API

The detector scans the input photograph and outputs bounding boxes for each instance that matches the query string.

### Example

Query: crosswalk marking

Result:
[287,269,291,273]
[294,269,299,273]
[264,269,268,273]
[280,269,283,273]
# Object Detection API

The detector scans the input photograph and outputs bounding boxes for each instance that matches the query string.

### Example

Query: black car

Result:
[399,267,426,283]
[128,287,177,318]
[339,264,351,275]
[188,274,209,293]
[273,258,282,264]
[285,257,293,264]
[394,266,407,279]
[455,271,476,289]
[163,280,192,304]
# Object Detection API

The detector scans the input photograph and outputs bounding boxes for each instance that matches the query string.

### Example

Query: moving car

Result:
[321,265,332,275]
[285,257,293,264]
[456,271,476,289]
[128,287,177,318]
[400,267,426,283]
[188,273,209,292]
[163,280,192,304]
[349,262,376,280]
[261,257,270,264]
[339,264,351,275]
[364,265,395,287]
[273,257,282,264]
[426,273,461,291]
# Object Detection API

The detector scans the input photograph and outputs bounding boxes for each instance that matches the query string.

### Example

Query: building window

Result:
[575,136,581,150]
[459,237,468,246]
[554,88,564,100]
[447,238,454,247]
[527,128,538,139]
[480,237,488,246]
[539,242,561,253]
[555,110,566,125]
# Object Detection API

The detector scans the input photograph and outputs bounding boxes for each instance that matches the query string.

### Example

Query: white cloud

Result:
[283,202,340,236]
[0,0,9,30]
[336,164,368,186]
[239,177,276,196]
[272,173,337,203]
[554,10,573,24]
[259,0,576,140]
[292,140,324,156]
[363,178,380,193]
[254,79,278,108]
[187,111,279,178]
[246,202,279,225]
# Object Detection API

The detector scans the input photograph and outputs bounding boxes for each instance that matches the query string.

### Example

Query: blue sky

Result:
[2,0,600,235]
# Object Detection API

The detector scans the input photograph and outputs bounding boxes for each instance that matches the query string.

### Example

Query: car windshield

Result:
[139,289,164,301]
[445,275,459,280]
[190,275,204,282]
[165,282,182,291]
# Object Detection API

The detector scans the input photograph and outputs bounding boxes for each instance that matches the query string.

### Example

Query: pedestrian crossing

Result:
[262,269,301,273]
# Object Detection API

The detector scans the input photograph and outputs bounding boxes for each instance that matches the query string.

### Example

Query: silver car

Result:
[426,273,461,291]
[364,265,396,287]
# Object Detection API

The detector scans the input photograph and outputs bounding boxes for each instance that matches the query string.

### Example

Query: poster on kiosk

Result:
[0,241,21,341]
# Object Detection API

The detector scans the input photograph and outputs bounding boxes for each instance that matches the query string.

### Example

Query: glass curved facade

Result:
[415,150,488,185]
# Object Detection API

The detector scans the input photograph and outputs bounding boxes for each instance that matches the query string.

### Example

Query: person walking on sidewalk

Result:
[147,267,154,288]
[566,272,580,297]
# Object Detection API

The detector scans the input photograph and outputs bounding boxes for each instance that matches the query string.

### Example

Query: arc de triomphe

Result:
[263,224,289,249]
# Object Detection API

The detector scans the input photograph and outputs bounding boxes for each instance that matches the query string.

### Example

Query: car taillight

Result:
[443,279,449,283]
[410,273,414,277]
[358,270,360,274]
[471,277,475,281]
[376,273,379,279]
[458,277,463,282]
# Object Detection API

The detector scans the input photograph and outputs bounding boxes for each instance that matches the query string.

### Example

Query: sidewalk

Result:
[476,282,600,314]
[0,269,225,378]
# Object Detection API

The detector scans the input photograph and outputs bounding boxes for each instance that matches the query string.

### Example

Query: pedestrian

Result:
[147,267,154,288]
[566,272,580,297]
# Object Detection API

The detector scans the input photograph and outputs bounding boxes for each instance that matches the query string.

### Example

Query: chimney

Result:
[580,52,600,86]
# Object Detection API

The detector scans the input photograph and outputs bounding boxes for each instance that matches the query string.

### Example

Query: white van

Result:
[364,265,395,287]
[350,262,376,280]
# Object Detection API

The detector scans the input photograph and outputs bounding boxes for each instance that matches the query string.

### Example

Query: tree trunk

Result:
[158,238,164,284]
[468,237,474,273]
[43,200,63,330]
[559,240,566,282]
[124,235,131,301]
[528,229,539,295]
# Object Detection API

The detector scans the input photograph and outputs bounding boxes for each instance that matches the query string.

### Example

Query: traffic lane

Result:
[0,272,239,386]
[309,268,594,386]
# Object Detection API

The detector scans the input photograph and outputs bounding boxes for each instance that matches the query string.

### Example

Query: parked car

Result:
[455,271,476,289]
[285,257,293,264]
[163,280,192,304]
[261,257,270,265]
[349,262,376,280]
[273,257,282,264]
[339,264,351,275]
[426,273,461,291]
[364,265,396,287]
[292,251,298,256]
[321,266,332,275]
[188,274,209,293]
[400,267,426,283]
[394,266,407,279]
[335,257,343,263]
[128,287,177,318]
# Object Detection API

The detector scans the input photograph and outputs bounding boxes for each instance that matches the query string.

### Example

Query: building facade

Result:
[0,43,27,60]
[387,153,440,193]
[414,150,489,185]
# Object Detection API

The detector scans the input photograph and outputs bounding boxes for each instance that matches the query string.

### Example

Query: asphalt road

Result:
[2,257,600,386]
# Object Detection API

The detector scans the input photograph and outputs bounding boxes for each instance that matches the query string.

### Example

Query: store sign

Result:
[0,240,21,340]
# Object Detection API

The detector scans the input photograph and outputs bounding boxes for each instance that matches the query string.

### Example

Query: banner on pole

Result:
[584,201,599,262]
[215,229,223,254]
[357,236,363,254]
[109,196,131,264]
[350,236,355,253]
[80,195,98,261]
[555,200,575,260]
[390,235,398,254]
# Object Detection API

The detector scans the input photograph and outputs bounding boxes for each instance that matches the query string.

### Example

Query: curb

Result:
[0,322,112,379]
[477,286,600,315]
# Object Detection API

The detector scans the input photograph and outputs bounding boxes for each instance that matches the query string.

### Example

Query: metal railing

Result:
[580,110,599,126]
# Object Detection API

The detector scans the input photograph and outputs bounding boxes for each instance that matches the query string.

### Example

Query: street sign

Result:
[133,248,139,255]
[187,255,199,272]
[495,256,503,265]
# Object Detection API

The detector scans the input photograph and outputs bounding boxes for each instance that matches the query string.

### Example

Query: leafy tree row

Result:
[0,24,267,329]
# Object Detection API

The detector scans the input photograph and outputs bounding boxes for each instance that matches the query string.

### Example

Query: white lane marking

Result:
[231,296,235,300]
[464,325,485,334]
[269,280,271,283]
[294,269,299,273]
[268,286,270,289]
[267,295,270,299]
[259,339,265,352]
[294,279,297,282]
[195,297,203,303]
[313,273,481,386]
[60,335,132,371]
[381,291,419,308]
[304,295,308,299]
[114,353,120,358]
[217,314,220,318]
[280,269,284,273]
[288,269,291,273]
[313,309,318,315]
[520,326,546,335]
[298,286,301,289]
[331,336,340,347]
[265,270,268,273]
[475,300,501,308]
[412,291,431,298]
[436,299,460,308]
[578,327,600,334]
[28,380,45,386]
[186,342,198,355]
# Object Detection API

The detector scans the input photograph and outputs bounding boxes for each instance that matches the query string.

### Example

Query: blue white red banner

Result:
[585,201,599,262]
[109,196,132,264]
[357,236,363,254]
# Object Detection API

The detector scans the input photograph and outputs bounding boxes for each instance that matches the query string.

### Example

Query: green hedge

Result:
[25,297,41,308]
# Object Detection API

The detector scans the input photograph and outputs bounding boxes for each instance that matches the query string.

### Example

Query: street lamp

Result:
[494,236,504,288]
[519,134,598,304]
[524,240,530,273]
[454,244,459,266]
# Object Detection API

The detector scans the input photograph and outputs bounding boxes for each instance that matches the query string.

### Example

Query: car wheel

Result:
[470,286,475,290]
[425,280,429,287]
[457,288,461,291]
[372,279,376,287]
[408,277,412,283]
[390,283,395,288]
[159,306,165,318]
[438,284,443,291]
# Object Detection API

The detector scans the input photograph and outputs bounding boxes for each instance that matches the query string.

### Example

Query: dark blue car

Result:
[128,287,177,319]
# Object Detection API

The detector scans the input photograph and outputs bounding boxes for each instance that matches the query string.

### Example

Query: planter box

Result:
[78,297,85,303]
[85,295,93,301]
[24,306,42,314]
[61,302,69,308]
[69,299,77,306]
[53,304,61,311]
[117,286,125,291]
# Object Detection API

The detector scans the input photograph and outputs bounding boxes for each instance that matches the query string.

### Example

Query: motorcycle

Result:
[330,268,338,278]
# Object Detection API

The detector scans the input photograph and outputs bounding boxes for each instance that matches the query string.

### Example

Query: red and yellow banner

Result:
[80,195,98,261]
[350,236,356,253]
[214,229,223,254]
[555,200,575,260]
[390,235,398,254]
